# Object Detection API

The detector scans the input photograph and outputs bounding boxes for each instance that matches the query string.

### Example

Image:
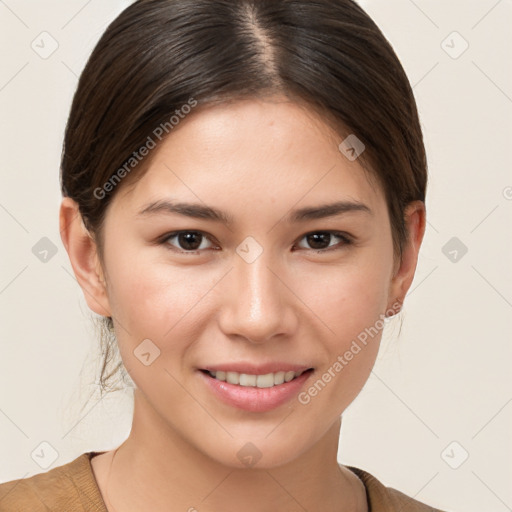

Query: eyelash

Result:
[159,230,354,255]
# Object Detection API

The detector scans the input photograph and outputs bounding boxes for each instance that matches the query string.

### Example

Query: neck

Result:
[104,389,364,512]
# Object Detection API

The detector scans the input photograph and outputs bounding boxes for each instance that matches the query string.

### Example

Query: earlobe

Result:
[387,200,426,313]
[59,197,112,317]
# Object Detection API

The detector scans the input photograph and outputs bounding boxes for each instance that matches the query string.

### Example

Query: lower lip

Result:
[199,370,313,412]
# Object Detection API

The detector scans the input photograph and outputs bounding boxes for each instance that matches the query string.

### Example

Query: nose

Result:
[217,247,298,344]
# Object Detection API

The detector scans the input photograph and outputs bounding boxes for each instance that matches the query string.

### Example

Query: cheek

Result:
[105,249,222,344]
[106,260,224,394]
[293,252,390,386]
[293,268,387,419]
[296,253,390,337]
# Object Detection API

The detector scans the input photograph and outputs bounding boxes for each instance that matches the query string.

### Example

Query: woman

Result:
[0,0,449,510]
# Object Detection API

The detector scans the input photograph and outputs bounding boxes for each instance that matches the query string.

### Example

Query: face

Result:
[66,97,421,469]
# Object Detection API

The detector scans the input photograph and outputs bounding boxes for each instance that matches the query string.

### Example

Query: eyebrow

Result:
[136,199,372,225]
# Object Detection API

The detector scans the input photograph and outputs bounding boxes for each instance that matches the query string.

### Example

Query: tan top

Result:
[0,452,447,511]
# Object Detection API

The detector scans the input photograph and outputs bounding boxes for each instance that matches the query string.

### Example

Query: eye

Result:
[159,229,353,255]
[294,231,353,253]
[161,231,217,253]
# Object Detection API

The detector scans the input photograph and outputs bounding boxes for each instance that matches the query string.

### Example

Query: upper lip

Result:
[200,363,314,375]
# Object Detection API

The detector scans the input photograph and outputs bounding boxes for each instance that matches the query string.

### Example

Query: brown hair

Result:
[60,0,427,397]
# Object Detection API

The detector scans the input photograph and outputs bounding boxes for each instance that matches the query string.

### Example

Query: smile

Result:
[204,369,309,388]
[198,368,314,412]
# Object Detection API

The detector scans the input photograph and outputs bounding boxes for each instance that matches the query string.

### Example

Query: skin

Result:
[60,96,425,512]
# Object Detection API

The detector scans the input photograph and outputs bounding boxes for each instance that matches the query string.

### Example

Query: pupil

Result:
[308,233,330,249]
[179,232,201,250]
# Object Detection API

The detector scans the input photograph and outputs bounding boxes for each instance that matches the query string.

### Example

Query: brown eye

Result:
[162,231,214,252]
[306,233,332,250]
[296,231,352,252]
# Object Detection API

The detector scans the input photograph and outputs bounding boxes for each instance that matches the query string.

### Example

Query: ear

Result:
[387,200,426,314]
[59,197,112,317]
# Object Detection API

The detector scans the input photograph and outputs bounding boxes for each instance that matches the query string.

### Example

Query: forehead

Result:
[114,97,385,218]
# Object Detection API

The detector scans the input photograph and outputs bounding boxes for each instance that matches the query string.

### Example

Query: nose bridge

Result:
[218,242,294,343]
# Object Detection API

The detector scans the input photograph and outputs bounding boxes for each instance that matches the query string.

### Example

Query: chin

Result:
[194,430,316,470]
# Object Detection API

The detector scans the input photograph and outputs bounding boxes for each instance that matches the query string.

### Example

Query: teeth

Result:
[207,369,306,388]
[284,371,296,382]
[240,373,256,386]
[226,371,239,385]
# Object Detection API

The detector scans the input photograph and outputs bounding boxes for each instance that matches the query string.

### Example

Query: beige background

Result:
[1,1,511,511]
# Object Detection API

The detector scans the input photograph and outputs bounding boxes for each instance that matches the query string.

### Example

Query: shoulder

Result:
[0,452,107,512]
[345,465,450,512]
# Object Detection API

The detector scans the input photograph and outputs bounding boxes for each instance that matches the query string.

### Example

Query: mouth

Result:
[200,368,313,388]
[198,367,314,412]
